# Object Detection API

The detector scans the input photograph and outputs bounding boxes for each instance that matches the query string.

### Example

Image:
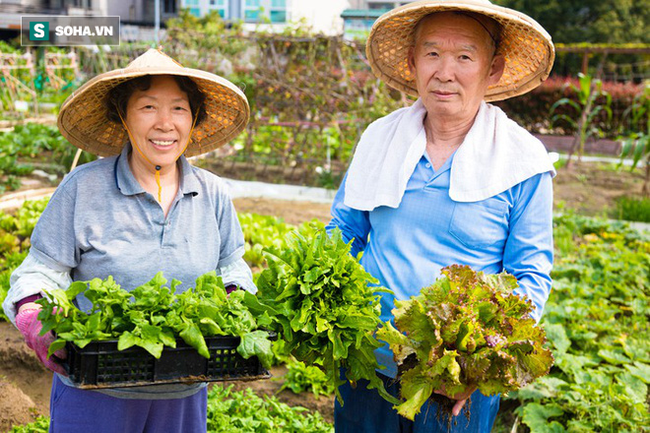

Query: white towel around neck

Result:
[343,99,556,211]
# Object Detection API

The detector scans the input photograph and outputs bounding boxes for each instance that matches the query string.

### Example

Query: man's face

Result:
[408,12,504,123]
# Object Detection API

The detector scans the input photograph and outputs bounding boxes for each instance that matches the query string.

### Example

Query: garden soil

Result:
[0,161,646,430]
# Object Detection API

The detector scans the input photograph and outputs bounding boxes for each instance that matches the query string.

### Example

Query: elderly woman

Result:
[3,49,253,432]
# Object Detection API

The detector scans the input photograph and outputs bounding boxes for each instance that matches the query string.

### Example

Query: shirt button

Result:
[426,163,431,168]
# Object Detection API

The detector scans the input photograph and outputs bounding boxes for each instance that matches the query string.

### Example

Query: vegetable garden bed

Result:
[1,197,648,432]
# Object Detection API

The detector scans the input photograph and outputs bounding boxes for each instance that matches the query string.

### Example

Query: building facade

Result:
[0,0,418,41]
[342,0,415,39]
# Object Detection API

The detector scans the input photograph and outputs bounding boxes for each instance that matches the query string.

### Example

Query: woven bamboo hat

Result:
[58,48,250,157]
[366,0,554,101]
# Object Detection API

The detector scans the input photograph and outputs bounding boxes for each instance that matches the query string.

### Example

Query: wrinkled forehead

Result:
[413,11,499,50]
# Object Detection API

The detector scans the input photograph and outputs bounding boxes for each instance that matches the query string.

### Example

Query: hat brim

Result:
[366,0,555,101]
[58,64,250,157]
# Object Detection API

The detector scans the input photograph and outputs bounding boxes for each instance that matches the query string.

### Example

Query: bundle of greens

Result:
[377,265,553,421]
[36,272,273,367]
[247,227,398,405]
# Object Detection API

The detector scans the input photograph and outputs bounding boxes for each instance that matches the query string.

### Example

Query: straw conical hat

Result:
[366,0,555,101]
[58,48,250,157]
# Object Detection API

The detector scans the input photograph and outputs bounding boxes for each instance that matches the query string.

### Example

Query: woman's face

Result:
[125,75,193,171]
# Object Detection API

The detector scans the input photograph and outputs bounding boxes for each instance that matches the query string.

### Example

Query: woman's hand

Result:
[434,384,477,416]
[15,303,68,375]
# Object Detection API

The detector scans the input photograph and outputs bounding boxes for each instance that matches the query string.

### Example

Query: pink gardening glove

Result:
[16,307,68,375]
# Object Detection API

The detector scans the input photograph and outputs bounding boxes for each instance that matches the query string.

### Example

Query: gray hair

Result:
[412,11,501,54]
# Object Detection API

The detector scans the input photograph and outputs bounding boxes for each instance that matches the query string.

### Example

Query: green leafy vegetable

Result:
[501,214,650,432]
[207,384,333,433]
[377,265,554,420]
[36,272,273,366]
[9,416,50,433]
[279,359,336,397]
[251,226,398,406]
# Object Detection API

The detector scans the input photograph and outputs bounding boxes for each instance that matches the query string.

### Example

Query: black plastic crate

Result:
[64,335,272,389]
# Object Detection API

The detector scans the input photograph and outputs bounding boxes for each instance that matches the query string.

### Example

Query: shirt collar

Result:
[420,149,455,175]
[115,143,200,197]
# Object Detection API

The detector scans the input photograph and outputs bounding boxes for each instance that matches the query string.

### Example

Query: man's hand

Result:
[434,385,477,416]
[15,304,67,375]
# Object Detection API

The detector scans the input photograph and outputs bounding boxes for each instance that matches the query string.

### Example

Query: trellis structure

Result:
[555,43,650,81]
[0,51,37,113]
[0,49,79,115]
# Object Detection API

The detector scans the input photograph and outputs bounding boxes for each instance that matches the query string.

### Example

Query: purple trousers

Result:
[49,375,207,433]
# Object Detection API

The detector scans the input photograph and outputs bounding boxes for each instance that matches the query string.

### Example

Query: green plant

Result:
[37,272,273,365]
[249,227,398,406]
[238,213,294,268]
[497,214,650,432]
[207,384,333,432]
[0,122,96,177]
[615,196,650,222]
[377,265,554,421]
[0,198,49,321]
[9,416,50,432]
[279,359,335,397]
[617,82,649,196]
[550,73,613,165]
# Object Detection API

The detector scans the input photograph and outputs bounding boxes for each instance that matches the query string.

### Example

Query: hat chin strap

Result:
[117,110,199,203]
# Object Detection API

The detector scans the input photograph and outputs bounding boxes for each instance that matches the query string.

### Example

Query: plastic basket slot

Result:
[96,351,155,383]
[207,347,261,378]
[207,347,238,375]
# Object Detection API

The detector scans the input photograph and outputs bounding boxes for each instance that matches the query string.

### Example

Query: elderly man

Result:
[327,0,556,431]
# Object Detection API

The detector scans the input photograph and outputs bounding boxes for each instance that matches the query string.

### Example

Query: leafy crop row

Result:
[238,213,295,269]
[0,124,96,192]
[207,384,333,432]
[0,198,48,320]
[496,213,650,432]
[2,200,648,432]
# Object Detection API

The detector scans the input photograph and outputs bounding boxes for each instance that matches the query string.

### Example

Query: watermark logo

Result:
[22,16,120,46]
[29,22,50,41]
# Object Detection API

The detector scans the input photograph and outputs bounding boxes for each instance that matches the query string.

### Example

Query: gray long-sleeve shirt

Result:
[4,144,255,399]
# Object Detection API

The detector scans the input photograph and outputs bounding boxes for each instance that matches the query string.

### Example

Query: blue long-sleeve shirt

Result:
[326,152,554,378]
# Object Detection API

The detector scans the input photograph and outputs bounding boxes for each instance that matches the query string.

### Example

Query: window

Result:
[269,0,286,23]
[208,0,228,18]
[244,0,262,22]
[369,2,393,10]
[181,0,201,17]
[164,0,177,13]
[242,0,287,23]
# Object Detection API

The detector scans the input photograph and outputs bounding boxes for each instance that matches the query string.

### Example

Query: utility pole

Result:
[154,0,160,46]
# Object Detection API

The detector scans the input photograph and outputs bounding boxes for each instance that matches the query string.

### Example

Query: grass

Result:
[615,196,650,223]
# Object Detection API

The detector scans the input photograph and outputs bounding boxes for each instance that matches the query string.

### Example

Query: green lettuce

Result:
[251,226,399,405]
[377,265,554,420]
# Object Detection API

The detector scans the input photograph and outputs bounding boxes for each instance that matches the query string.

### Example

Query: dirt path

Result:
[0,322,51,431]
